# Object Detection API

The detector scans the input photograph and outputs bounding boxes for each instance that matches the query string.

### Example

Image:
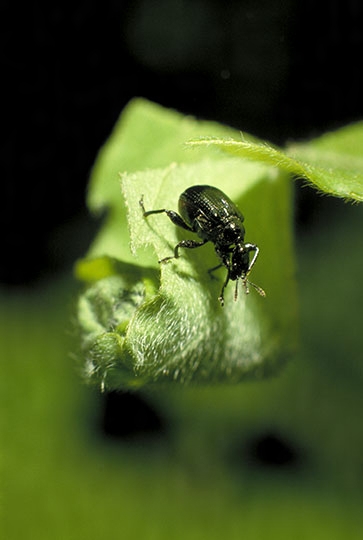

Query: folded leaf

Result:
[76,99,298,388]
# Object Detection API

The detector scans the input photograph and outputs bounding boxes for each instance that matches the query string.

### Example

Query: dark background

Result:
[2,0,363,285]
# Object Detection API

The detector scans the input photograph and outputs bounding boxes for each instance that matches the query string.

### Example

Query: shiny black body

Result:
[140,185,265,305]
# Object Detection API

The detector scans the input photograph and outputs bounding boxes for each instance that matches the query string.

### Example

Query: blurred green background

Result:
[3,1,363,538]
[3,196,363,538]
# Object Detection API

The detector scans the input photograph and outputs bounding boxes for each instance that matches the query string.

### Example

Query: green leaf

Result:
[288,122,363,201]
[188,121,363,202]
[86,98,237,262]
[76,99,298,388]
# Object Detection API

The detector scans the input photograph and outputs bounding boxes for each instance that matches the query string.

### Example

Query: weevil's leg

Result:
[218,270,230,307]
[241,277,250,295]
[234,279,240,301]
[207,263,223,280]
[244,243,259,275]
[139,196,192,231]
[160,239,207,263]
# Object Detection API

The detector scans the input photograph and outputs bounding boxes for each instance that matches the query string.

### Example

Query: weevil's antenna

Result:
[239,276,266,298]
[246,279,266,297]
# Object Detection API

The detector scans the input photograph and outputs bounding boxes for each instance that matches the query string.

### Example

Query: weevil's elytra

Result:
[139,185,265,306]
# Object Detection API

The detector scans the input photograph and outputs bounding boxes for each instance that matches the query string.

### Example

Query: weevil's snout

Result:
[231,245,250,281]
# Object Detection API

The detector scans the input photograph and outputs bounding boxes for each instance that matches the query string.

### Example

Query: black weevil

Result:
[140,185,265,306]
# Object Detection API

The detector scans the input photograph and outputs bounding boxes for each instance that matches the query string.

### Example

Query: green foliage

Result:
[76,99,298,388]
[4,101,363,540]
[76,99,363,390]
[188,120,363,202]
